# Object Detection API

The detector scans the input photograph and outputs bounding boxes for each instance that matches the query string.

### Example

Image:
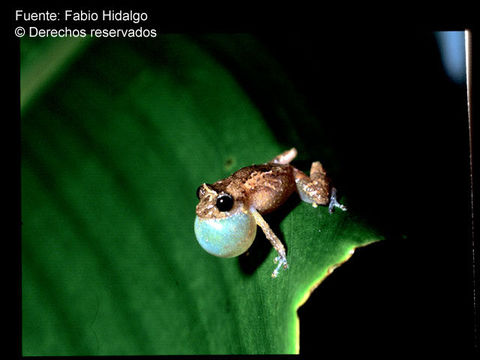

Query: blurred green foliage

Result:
[21,34,381,355]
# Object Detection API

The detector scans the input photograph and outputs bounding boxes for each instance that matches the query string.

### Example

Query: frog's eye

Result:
[216,193,234,212]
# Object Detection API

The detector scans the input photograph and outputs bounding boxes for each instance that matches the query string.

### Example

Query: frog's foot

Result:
[272,255,289,278]
[328,187,347,213]
[294,162,347,212]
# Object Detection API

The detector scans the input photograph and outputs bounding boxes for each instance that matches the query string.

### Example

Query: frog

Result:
[194,148,346,278]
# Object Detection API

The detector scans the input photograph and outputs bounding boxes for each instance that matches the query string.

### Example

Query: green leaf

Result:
[21,35,382,355]
[20,36,92,112]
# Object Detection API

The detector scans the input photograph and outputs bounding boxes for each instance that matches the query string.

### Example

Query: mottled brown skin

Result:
[196,164,299,219]
[195,148,345,277]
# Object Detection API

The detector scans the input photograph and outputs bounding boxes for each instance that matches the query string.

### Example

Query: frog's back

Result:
[229,163,296,213]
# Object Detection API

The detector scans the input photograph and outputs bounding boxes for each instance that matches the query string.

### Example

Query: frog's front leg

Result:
[294,161,347,213]
[250,208,288,278]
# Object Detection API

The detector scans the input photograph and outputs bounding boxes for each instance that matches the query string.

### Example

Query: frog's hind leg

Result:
[270,147,297,164]
[294,162,347,213]
[294,162,330,207]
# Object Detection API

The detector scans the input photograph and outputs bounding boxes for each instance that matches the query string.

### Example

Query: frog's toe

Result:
[328,187,347,213]
[272,255,288,278]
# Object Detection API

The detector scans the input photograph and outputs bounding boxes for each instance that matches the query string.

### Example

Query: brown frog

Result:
[194,148,346,278]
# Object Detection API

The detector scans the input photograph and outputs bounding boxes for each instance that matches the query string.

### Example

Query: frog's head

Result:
[194,183,257,258]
